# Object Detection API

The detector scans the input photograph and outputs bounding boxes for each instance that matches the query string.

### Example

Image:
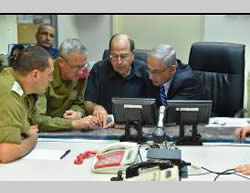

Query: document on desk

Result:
[23,149,66,160]
[207,117,250,128]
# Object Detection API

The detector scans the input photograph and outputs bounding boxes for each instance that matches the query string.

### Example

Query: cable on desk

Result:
[213,169,236,181]
[138,144,143,162]
[234,173,250,180]
[200,167,236,181]
[201,167,235,175]
[188,172,211,176]
[198,167,250,181]
[167,141,177,149]
[138,143,151,163]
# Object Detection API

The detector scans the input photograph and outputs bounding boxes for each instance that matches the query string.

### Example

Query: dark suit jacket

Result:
[145,59,205,108]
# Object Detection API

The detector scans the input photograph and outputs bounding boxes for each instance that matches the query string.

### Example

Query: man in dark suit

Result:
[145,44,204,107]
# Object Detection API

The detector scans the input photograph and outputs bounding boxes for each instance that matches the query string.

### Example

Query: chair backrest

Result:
[102,49,149,64]
[188,42,245,117]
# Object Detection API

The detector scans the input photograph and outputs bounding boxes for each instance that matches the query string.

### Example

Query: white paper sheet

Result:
[207,117,250,128]
[23,149,67,160]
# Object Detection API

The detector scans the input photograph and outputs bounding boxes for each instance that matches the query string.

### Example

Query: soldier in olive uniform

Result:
[33,38,110,132]
[0,46,54,163]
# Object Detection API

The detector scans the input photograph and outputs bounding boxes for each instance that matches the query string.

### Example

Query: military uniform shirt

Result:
[32,61,88,131]
[0,68,37,144]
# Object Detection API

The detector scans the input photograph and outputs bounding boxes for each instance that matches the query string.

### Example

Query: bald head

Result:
[109,34,135,52]
[108,34,135,77]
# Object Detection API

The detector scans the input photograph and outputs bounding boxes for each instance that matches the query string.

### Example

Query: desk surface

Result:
[38,125,242,143]
[1,138,250,181]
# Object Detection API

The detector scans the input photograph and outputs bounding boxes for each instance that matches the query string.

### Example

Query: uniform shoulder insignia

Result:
[11,81,24,97]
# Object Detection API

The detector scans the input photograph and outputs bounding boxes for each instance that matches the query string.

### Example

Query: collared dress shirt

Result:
[48,47,59,60]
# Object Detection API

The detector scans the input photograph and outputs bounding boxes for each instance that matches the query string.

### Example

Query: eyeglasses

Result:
[147,67,169,76]
[110,52,133,62]
[61,56,90,73]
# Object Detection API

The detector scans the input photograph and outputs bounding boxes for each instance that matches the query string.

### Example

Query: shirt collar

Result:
[162,76,174,90]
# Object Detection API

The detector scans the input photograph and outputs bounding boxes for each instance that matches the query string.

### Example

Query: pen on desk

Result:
[60,149,71,159]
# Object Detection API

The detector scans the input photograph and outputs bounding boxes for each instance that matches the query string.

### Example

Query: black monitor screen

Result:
[112,98,156,126]
[166,100,212,125]
[8,43,33,56]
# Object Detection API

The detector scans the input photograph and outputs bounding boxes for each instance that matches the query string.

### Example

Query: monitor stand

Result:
[175,124,202,146]
[174,110,203,146]
[120,121,146,144]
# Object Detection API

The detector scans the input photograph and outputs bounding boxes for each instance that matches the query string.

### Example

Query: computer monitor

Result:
[112,97,157,143]
[7,43,33,57]
[166,100,212,145]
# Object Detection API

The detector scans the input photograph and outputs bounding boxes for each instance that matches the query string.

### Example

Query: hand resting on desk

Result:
[234,126,250,141]
[72,115,99,130]
[63,108,114,129]
[235,164,250,175]
[63,110,82,120]
[92,105,115,128]
[234,126,250,176]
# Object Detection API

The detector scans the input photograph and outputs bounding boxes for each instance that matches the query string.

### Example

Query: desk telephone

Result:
[92,142,139,174]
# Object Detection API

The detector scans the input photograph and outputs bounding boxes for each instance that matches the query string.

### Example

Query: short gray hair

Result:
[149,44,177,68]
[59,38,88,58]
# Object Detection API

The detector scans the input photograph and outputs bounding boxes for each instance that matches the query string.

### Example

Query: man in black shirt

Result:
[85,34,147,114]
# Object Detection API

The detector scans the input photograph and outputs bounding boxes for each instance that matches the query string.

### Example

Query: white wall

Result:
[57,15,112,63]
[113,15,204,64]
[203,15,250,71]
[2,15,249,66]
[0,15,18,54]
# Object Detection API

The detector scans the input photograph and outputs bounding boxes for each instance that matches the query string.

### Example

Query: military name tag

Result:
[11,81,24,97]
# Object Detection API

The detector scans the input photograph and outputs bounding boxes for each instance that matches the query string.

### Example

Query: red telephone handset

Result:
[92,142,139,174]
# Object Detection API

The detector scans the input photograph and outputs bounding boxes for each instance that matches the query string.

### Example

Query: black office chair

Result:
[188,42,246,117]
[102,49,149,64]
